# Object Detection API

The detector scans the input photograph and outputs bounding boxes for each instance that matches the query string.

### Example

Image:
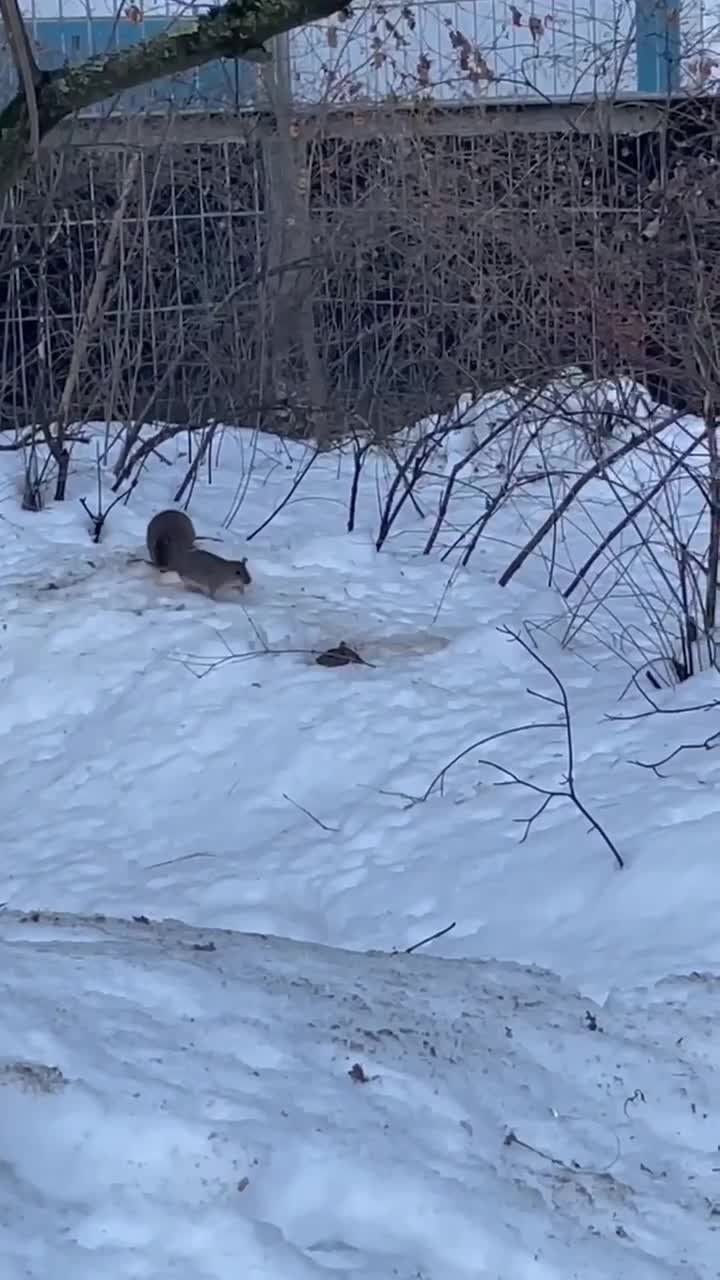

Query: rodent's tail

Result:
[146,509,196,569]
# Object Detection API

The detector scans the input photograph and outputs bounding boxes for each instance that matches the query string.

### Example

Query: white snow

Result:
[2,392,720,1277]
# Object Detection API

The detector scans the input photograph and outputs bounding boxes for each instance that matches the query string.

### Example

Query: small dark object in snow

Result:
[2,1060,66,1092]
[348,1062,370,1083]
[133,915,151,924]
[671,655,690,683]
[237,1176,250,1192]
[316,641,366,668]
[192,941,216,952]
[584,1010,600,1032]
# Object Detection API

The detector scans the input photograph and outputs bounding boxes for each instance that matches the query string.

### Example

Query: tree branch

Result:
[0,0,345,195]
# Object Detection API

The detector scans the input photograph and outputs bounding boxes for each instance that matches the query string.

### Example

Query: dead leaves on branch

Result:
[322,2,498,90]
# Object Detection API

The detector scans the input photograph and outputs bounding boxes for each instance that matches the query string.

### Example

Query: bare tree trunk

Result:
[260,43,328,439]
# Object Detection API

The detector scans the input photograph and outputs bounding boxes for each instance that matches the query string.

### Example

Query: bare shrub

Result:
[506,146,720,684]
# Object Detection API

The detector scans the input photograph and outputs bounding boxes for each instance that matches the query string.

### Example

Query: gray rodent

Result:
[171,546,252,600]
[146,509,252,599]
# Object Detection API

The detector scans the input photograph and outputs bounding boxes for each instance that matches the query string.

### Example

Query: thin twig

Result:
[408,626,624,869]
[416,719,560,805]
[606,695,720,723]
[144,851,217,869]
[498,626,624,869]
[174,646,323,679]
[498,412,684,589]
[79,486,131,543]
[562,428,708,600]
[504,1127,621,1177]
[403,921,457,954]
[282,792,340,832]
[631,729,720,778]
[247,450,320,541]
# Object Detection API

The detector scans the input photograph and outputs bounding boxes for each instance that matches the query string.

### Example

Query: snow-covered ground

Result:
[2,392,720,1277]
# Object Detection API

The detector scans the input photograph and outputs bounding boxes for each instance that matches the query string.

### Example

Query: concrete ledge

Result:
[46,90,695,151]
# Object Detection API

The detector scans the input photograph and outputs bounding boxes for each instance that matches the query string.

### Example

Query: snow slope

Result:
[3,909,720,1279]
[1,398,719,1276]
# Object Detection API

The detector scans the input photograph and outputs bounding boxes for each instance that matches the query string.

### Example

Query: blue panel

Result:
[636,0,681,92]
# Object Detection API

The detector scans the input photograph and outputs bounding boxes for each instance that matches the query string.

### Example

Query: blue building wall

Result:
[18,4,690,107]
[635,0,681,92]
[29,14,257,112]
